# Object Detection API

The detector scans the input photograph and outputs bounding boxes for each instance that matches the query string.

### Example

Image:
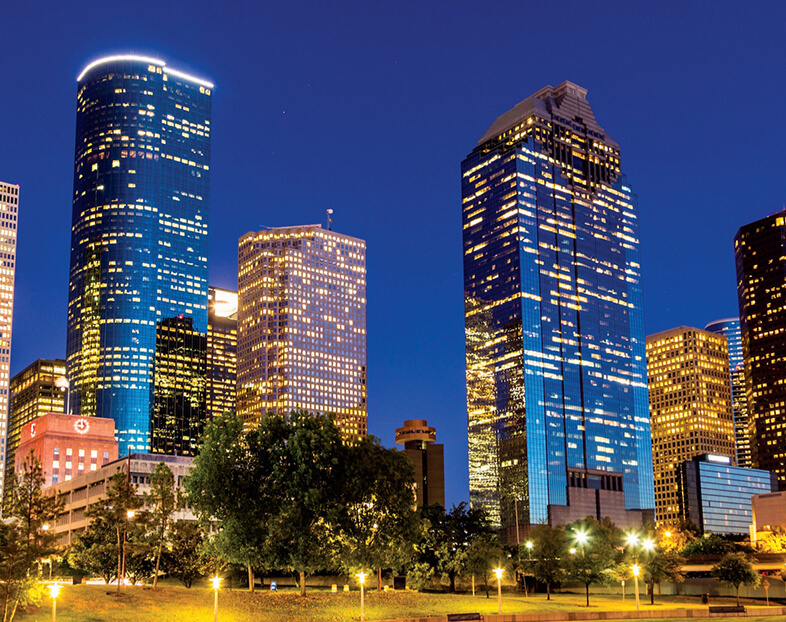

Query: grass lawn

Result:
[12,583,780,622]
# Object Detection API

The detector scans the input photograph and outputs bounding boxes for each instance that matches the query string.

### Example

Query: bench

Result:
[447,615,482,622]
[708,606,746,616]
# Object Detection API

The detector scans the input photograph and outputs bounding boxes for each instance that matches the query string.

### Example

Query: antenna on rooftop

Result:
[326,208,334,231]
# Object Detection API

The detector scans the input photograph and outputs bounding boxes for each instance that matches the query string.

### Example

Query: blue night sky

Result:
[2,1,785,507]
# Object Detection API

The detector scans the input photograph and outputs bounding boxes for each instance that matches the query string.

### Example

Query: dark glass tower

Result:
[735,213,786,485]
[67,56,211,456]
[462,82,654,532]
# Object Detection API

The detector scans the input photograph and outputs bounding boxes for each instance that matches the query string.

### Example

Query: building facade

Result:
[395,419,445,508]
[462,82,654,533]
[705,318,751,468]
[66,56,212,456]
[735,213,786,486]
[16,412,118,488]
[0,182,19,500]
[151,316,207,456]
[678,454,777,536]
[5,359,67,505]
[237,225,367,441]
[207,287,237,418]
[647,326,736,525]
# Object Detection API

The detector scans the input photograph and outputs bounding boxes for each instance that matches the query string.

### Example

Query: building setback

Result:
[647,326,736,525]
[395,419,445,508]
[462,82,654,534]
[66,56,212,456]
[207,287,237,418]
[237,225,367,441]
[0,181,19,500]
[735,213,786,486]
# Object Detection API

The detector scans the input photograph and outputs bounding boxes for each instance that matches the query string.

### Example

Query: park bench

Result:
[446,615,481,621]
[708,605,746,616]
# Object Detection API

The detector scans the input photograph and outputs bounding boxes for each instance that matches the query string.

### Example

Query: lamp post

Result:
[574,529,588,555]
[49,583,60,622]
[120,509,135,590]
[211,576,221,622]
[493,567,504,614]
[356,571,367,622]
[632,564,641,611]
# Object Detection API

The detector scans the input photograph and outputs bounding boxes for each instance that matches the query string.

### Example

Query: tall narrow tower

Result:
[0,182,19,499]
[462,82,654,533]
[67,56,211,456]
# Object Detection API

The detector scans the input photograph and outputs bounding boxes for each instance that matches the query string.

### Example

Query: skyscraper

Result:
[0,181,19,499]
[237,225,367,441]
[705,318,751,468]
[207,287,237,419]
[736,213,786,485]
[395,419,445,508]
[462,82,654,533]
[646,326,736,525]
[66,56,211,456]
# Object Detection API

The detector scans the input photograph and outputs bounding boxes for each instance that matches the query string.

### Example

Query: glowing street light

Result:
[356,571,368,622]
[626,532,639,547]
[493,567,504,614]
[631,564,641,611]
[569,547,577,555]
[49,583,60,622]
[642,538,655,553]
[211,576,222,622]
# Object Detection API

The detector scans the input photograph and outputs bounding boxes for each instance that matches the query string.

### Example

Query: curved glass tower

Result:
[67,56,211,456]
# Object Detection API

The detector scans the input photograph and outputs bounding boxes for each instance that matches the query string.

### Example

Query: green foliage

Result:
[405,560,435,591]
[68,514,118,584]
[463,532,504,597]
[681,534,738,556]
[527,524,568,599]
[711,552,761,606]
[146,462,177,588]
[564,517,621,606]
[0,453,63,622]
[756,526,786,553]
[161,521,210,588]
[643,551,685,604]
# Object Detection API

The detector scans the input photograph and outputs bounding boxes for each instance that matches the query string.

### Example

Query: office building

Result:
[151,316,207,456]
[705,318,751,468]
[48,453,194,546]
[678,453,776,536]
[207,287,237,418]
[237,225,367,441]
[0,182,19,501]
[751,491,786,541]
[395,419,445,507]
[647,326,736,525]
[16,412,118,487]
[5,359,67,506]
[66,56,212,456]
[462,82,654,533]
[735,213,786,485]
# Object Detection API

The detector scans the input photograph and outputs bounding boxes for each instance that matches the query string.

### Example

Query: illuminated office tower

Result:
[646,326,736,525]
[207,287,237,418]
[150,316,206,456]
[66,56,211,456]
[4,359,67,507]
[462,82,654,533]
[705,318,751,468]
[736,213,786,485]
[237,225,367,441]
[0,182,19,500]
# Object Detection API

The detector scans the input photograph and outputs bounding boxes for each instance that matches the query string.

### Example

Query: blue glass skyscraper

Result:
[67,56,211,456]
[462,82,654,532]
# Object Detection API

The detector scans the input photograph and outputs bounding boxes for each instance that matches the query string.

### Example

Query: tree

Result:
[161,521,210,588]
[643,551,685,604]
[658,520,698,553]
[756,526,786,553]
[463,532,504,597]
[564,517,621,607]
[337,437,421,590]
[86,469,144,593]
[67,514,118,584]
[527,524,567,600]
[146,462,177,589]
[681,534,739,557]
[711,552,760,606]
[0,453,63,622]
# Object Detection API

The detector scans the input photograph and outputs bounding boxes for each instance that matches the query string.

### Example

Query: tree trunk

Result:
[547,582,551,600]
[300,571,306,596]
[248,564,255,593]
[153,538,164,589]
[117,526,123,594]
[650,582,655,605]
[449,571,456,593]
[377,567,382,591]
[736,586,740,607]
[585,583,590,607]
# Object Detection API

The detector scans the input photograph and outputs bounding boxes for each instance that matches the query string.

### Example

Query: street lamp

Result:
[493,567,504,614]
[631,564,641,611]
[49,583,60,622]
[211,576,221,622]
[120,509,136,590]
[356,571,368,622]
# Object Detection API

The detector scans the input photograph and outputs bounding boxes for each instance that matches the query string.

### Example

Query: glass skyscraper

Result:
[67,56,211,456]
[462,82,654,532]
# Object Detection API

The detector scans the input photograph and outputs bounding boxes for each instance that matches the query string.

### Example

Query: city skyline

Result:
[3,2,786,507]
